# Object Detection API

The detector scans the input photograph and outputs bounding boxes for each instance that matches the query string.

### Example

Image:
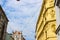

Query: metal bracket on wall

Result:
[55,25,60,34]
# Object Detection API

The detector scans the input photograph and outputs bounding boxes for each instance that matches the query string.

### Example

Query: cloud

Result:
[0,0,43,40]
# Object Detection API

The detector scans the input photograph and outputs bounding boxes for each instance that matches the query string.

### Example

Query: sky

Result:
[0,0,43,40]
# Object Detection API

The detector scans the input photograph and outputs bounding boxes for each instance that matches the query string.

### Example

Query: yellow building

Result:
[36,0,57,40]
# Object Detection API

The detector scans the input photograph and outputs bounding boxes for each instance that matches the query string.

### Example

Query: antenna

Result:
[17,0,20,1]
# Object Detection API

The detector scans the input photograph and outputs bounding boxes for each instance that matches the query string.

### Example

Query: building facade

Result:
[55,0,60,28]
[5,33,14,40]
[0,5,9,40]
[12,31,25,40]
[36,0,57,40]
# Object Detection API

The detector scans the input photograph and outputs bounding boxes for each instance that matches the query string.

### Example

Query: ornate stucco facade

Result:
[36,0,57,40]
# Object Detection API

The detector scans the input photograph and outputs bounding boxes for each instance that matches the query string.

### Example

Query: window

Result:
[56,0,60,8]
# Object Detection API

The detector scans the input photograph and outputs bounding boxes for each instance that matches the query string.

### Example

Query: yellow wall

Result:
[36,0,57,40]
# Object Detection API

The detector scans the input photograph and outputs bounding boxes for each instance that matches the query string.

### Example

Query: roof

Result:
[0,5,9,22]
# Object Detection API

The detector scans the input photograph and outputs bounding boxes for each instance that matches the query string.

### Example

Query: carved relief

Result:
[51,24,56,32]
[36,0,57,40]
[45,8,56,21]
[45,0,54,8]
[50,10,55,18]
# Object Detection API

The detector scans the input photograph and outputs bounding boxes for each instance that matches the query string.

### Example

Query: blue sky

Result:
[0,0,43,40]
